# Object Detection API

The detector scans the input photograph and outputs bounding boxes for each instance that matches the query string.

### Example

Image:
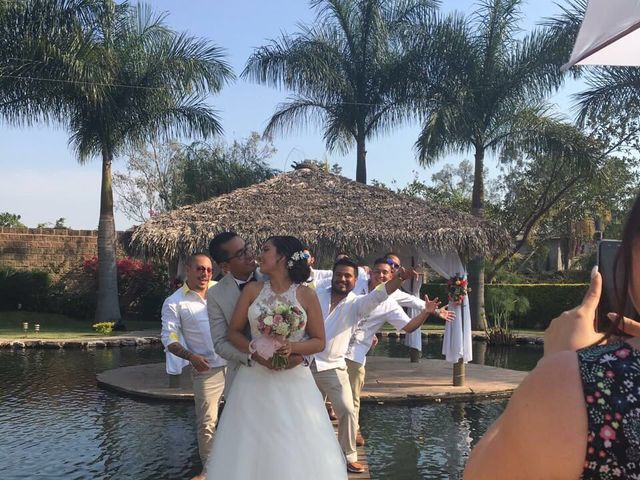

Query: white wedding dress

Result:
[206,281,347,479]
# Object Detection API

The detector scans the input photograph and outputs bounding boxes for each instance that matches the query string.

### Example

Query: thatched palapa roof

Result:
[129,163,510,261]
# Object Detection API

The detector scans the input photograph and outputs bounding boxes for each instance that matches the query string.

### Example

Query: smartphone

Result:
[596,239,639,332]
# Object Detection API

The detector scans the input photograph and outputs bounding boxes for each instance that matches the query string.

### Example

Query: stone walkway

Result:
[96,357,527,403]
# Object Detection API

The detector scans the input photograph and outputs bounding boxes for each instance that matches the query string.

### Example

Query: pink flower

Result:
[586,395,595,404]
[606,370,615,378]
[615,348,631,359]
[273,314,283,324]
[599,425,617,442]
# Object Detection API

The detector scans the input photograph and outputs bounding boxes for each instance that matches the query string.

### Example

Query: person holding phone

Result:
[464,195,640,479]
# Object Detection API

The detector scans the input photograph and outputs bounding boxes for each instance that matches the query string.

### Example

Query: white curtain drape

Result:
[424,252,473,363]
[403,277,425,350]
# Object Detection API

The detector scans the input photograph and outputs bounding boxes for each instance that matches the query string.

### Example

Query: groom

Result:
[207,231,304,397]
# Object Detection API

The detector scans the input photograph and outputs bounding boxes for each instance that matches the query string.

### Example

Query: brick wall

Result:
[0,227,125,277]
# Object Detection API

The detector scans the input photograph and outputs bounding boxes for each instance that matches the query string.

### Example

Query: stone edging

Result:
[0,336,162,350]
[0,331,545,350]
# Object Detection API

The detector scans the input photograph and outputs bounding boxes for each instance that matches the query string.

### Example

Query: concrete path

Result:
[96,357,527,403]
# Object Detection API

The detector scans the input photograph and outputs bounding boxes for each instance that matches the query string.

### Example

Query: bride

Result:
[206,236,348,479]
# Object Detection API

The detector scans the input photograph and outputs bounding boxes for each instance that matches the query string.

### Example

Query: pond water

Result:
[0,339,542,479]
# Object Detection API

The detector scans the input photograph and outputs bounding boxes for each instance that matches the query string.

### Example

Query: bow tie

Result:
[238,277,257,291]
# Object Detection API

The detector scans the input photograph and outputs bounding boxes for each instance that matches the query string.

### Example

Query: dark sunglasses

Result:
[386,258,401,269]
[195,266,213,274]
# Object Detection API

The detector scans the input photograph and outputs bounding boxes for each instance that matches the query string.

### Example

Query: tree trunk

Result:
[95,148,123,326]
[469,146,486,331]
[355,130,367,184]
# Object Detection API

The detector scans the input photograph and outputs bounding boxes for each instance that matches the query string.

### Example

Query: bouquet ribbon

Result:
[250,336,284,360]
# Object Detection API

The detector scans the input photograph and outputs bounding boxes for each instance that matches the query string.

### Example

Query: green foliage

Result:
[490,283,588,330]
[113,133,278,222]
[423,282,588,330]
[0,268,51,311]
[0,212,26,228]
[92,322,115,335]
[178,135,278,206]
[37,217,68,229]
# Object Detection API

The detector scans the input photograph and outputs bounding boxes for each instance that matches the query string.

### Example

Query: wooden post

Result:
[453,358,465,386]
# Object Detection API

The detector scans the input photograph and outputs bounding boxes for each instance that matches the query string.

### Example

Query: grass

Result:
[0,311,160,340]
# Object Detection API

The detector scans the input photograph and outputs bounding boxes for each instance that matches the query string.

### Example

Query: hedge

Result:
[423,283,589,330]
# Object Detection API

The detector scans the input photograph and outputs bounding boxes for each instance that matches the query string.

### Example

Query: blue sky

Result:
[0,0,585,230]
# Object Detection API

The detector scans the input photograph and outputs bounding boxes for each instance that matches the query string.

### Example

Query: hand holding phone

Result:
[596,240,639,333]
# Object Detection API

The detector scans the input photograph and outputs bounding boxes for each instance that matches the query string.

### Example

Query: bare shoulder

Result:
[465,350,586,479]
[296,284,319,304]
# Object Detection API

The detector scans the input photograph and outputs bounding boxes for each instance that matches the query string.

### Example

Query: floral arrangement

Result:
[252,302,306,368]
[92,322,115,335]
[287,250,310,269]
[447,274,469,304]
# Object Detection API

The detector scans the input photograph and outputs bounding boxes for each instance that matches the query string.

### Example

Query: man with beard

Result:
[207,232,304,397]
[311,256,413,474]
[345,257,455,446]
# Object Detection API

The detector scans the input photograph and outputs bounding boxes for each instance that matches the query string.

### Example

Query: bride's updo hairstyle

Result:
[268,235,311,284]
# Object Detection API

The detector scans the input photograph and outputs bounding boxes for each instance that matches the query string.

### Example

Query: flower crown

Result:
[287,250,310,269]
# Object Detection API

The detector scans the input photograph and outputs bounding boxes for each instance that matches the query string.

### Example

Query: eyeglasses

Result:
[386,258,401,270]
[225,245,251,262]
[195,266,213,274]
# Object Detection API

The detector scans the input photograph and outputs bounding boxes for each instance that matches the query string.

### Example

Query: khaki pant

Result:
[191,366,226,469]
[346,358,366,431]
[311,362,358,462]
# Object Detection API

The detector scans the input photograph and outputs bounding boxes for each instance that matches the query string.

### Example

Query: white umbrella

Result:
[563,0,640,70]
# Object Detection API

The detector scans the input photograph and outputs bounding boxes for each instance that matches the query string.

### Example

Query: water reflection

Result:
[0,338,541,479]
[370,335,542,371]
[361,401,507,479]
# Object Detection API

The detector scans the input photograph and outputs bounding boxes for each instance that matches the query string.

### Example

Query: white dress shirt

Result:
[390,289,426,310]
[161,282,227,368]
[313,283,389,372]
[346,298,412,365]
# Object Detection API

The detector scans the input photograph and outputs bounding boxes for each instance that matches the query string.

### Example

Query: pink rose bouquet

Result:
[250,302,306,368]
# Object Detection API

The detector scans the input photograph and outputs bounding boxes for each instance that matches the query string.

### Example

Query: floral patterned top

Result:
[578,341,640,479]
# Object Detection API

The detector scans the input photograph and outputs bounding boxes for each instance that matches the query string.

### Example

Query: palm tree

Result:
[410,0,572,329]
[1,1,233,325]
[61,1,234,325]
[0,0,97,127]
[242,0,436,184]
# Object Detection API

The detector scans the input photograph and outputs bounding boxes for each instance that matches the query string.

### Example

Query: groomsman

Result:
[345,258,455,446]
[207,232,304,397]
[161,253,225,480]
[311,257,412,474]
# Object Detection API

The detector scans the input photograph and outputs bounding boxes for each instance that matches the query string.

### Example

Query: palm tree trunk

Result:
[95,147,122,326]
[355,130,367,184]
[469,145,486,331]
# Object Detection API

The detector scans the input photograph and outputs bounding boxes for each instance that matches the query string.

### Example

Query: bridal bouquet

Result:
[251,302,306,368]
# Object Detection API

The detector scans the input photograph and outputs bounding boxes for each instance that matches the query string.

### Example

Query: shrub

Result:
[0,268,51,311]
[423,282,589,330]
[78,256,169,319]
[92,321,115,335]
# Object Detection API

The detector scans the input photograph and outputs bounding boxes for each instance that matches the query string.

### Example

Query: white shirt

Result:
[313,283,389,372]
[390,289,426,310]
[161,283,227,369]
[346,298,411,365]
[311,267,369,295]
